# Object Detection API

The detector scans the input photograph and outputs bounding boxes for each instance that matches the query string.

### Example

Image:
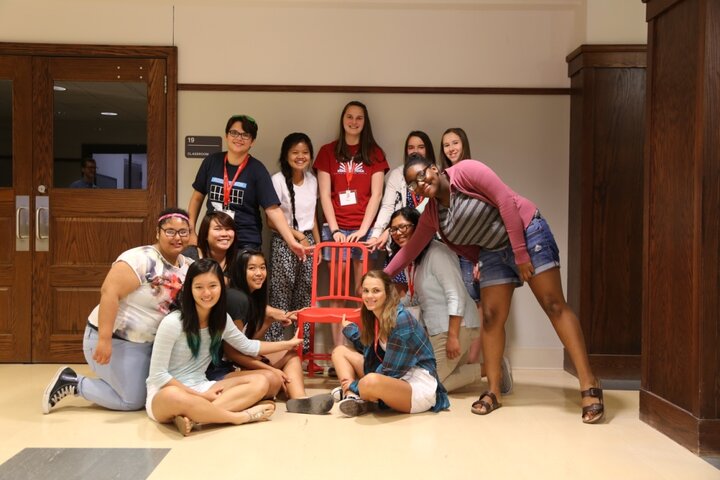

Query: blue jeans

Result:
[478,213,560,289]
[458,255,480,303]
[320,224,373,261]
[78,326,152,411]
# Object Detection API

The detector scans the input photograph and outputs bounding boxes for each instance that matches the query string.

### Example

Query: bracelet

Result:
[331,229,341,236]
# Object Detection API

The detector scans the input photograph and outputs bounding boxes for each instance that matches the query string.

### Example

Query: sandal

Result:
[471,391,502,415]
[581,386,604,424]
[173,415,196,436]
[243,400,276,424]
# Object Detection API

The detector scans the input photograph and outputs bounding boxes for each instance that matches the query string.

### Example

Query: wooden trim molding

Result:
[566,44,647,77]
[178,84,570,95]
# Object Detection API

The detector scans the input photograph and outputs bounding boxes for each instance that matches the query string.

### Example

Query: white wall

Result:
[0,0,648,368]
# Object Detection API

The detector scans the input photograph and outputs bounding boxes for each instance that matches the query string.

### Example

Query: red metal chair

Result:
[296,241,368,376]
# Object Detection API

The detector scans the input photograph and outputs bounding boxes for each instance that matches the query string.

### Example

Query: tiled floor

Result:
[3,364,718,480]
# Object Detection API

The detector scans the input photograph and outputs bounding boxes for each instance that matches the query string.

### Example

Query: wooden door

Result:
[31,57,168,362]
[0,56,33,361]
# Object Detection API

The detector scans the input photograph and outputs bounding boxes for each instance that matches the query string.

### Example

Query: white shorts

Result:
[145,380,216,422]
[401,367,437,413]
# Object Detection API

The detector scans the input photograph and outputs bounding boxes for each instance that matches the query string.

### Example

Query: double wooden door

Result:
[0,44,176,362]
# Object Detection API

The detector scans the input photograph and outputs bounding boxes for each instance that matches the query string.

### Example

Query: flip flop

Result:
[286,393,334,415]
[471,391,502,415]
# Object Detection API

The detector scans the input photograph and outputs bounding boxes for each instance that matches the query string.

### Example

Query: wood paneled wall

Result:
[565,45,646,379]
[641,0,720,456]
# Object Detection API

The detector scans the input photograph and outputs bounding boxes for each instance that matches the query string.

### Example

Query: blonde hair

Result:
[359,270,400,346]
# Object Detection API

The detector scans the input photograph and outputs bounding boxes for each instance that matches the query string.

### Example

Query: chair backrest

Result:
[310,241,369,305]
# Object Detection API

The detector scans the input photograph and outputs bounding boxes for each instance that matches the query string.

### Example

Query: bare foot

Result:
[173,415,195,436]
[241,400,276,424]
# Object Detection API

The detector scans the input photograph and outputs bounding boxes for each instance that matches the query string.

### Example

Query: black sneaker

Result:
[42,366,78,414]
[338,397,370,417]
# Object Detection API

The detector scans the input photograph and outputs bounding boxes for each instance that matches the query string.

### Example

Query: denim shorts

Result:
[320,224,372,261]
[477,212,560,289]
[458,255,481,302]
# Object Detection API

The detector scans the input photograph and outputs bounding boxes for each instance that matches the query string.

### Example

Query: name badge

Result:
[339,190,357,206]
[212,201,235,220]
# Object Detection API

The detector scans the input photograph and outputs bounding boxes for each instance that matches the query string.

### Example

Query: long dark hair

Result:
[179,258,226,365]
[403,130,436,165]
[197,212,236,272]
[278,132,314,230]
[388,207,431,265]
[334,100,384,166]
[439,127,472,170]
[229,248,267,339]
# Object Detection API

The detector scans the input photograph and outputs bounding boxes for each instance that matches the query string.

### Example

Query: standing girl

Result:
[366,131,435,253]
[314,101,389,346]
[266,132,320,352]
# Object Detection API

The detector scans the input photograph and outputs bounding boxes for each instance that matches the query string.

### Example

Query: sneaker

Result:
[42,366,78,414]
[330,386,344,403]
[286,393,334,415]
[338,397,370,417]
[500,356,514,395]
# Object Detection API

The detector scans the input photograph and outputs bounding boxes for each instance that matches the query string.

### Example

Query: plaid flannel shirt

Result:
[343,304,450,412]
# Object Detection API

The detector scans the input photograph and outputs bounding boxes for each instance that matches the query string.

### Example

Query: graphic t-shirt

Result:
[313,141,389,229]
[192,152,280,246]
[88,246,192,343]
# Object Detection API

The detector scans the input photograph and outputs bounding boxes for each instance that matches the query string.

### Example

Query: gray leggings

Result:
[78,326,152,411]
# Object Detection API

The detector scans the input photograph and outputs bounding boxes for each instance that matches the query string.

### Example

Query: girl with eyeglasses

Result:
[187,114,305,260]
[206,249,334,415]
[314,101,389,348]
[146,259,304,436]
[386,156,604,424]
[42,208,194,414]
[330,270,449,417]
[387,207,483,393]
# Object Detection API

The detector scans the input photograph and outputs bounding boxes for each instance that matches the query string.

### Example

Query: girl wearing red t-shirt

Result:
[314,101,389,347]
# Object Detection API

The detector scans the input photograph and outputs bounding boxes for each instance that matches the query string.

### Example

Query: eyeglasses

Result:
[388,223,414,235]
[160,228,190,238]
[407,165,431,192]
[228,130,252,140]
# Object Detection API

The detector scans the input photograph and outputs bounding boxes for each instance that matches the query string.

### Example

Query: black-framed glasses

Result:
[228,130,252,140]
[389,223,414,235]
[407,165,431,192]
[160,228,190,238]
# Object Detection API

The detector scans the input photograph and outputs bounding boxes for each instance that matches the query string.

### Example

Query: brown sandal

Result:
[471,391,502,415]
[581,387,604,424]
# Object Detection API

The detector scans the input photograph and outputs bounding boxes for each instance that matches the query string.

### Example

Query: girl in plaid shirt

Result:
[330,270,450,417]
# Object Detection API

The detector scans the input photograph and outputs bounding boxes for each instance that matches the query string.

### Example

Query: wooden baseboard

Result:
[640,389,720,456]
[563,352,641,380]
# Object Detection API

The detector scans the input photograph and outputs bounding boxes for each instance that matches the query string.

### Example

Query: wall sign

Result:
[185,135,222,158]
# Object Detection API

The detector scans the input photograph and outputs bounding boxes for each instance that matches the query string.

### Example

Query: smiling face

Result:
[226,121,255,158]
[389,214,415,248]
[342,105,365,140]
[361,276,387,314]
[406,162,441,199]
[442,132,463,165]
[245,254,267,292]
[157,216,190,259]
[406,135,427,158]
[288,141,312,174]
[191,271,223,314]
[207,218,234,253]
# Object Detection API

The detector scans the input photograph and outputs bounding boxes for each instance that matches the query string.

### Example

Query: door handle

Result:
[36,206,49,240]
[16,206,29,239]
[35,196,49,252]
[16,195,30,252]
